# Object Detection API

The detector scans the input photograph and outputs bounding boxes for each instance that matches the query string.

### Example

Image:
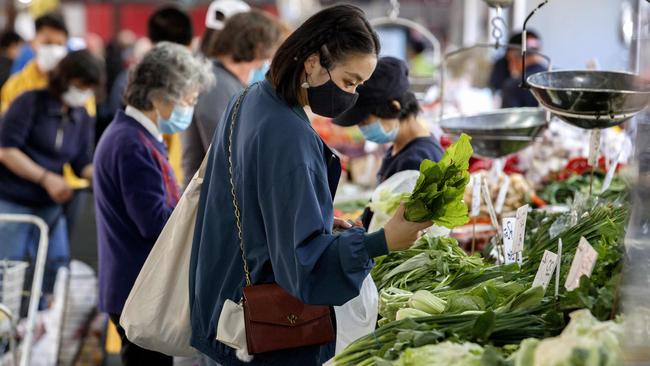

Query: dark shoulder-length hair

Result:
[268,4,380,106]
[48,50,102,98]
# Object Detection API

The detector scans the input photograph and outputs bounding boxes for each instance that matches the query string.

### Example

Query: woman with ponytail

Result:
[190,6,433,365]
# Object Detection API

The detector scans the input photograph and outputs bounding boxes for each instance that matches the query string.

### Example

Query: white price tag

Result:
[600,151,621,194]
[532,250,559,291]
[512,204,529,253]
[565,237,599,291]
[502,217,517,264]
[489,159,504,185]
[588,129,601,166]
[471,174,481,218]
[495,175,510,214]
[481,177,499,231]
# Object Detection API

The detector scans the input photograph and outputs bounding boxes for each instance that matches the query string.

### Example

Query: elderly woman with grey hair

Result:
[93,42,213,365]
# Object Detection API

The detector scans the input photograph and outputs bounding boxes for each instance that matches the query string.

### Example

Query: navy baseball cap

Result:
[333,56,410,127]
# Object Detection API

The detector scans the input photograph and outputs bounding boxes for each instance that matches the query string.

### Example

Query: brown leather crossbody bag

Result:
[225,88,335,355]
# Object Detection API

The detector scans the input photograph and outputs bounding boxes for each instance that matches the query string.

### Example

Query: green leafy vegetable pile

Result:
[333,200,629,366]
[538,172,627,205]
[403,133,473,227]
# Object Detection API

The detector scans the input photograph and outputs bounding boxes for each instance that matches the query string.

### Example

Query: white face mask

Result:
[36,44,68,72]
[62,86,93,107]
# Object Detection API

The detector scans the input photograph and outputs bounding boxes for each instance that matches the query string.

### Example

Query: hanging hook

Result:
[491,6,508,49]
[389,0,400,19]
[521,0,550,89]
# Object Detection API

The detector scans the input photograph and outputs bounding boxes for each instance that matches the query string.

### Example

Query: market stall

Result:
[328,0,650,365]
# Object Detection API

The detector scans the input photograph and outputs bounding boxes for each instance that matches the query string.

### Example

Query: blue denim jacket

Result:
[189,81,387,365]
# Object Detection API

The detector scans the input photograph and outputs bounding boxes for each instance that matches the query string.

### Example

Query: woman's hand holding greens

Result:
[383,203,432,251]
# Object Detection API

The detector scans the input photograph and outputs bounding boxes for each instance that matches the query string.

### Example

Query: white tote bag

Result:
[120,151,211,357]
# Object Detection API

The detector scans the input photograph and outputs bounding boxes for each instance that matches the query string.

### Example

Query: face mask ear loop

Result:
[326,68,334,117]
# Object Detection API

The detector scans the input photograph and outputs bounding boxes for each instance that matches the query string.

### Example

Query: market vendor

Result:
[501,31,547,108]
[190,5,432,365]
[333,57,444,229]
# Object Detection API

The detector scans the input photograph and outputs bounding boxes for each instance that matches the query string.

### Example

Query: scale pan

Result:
[527,70,650,129]
[440,108,547,158]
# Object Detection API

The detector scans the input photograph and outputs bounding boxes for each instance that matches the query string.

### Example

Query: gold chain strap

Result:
[227,88,252,286]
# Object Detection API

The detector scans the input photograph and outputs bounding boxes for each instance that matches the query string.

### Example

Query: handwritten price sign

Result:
[565,237,598,291]
[532,250,559,291]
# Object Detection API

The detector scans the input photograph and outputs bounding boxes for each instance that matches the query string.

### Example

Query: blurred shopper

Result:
[0,31,23,92]
[109,5,193,184]
[0,50,100,298]
[2,11,98,245]
[94,42,213,366]
[190,5,432,365]
[501,31,546,108]
[0,12,79,112]
[199,0,250,57]
[182,10,281,185]
[489,30,542,94]
[334,57,444,228]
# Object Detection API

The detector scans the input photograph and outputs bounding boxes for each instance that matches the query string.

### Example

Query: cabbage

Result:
[393,342,485,366]
[513,309,623,366]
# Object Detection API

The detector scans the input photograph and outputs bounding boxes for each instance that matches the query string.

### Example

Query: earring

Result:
[301,82,310,89]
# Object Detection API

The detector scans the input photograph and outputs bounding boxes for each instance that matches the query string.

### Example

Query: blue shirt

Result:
[0,89,93,207]
[377,135,444,183]
[189,80,388,364]
[93,111,180,314]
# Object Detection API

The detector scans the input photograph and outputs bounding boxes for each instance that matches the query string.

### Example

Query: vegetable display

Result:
[333,198,628,366]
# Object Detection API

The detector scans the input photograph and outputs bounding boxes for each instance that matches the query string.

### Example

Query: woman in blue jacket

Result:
[190,5,432,366]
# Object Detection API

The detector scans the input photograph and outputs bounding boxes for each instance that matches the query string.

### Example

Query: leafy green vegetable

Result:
[512,309,623,366]
[393,342,486,366]
[403,133,473,227]
[409,291,446,315]
[331,302,562,366]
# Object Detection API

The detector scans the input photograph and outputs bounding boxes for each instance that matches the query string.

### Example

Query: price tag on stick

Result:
[502,217,517,264]
[532,250,559,291]
[471,174,482,218]
[512,204,529,253]
[588,129,601,166]
[601,150,622,194]
[495,175,510,214]
[565,237,598,291]
[481,177,499,231]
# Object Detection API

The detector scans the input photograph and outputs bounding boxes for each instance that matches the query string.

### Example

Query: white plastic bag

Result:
[368,170,420,233]
[120,152,211,357]
[334,275,378,354]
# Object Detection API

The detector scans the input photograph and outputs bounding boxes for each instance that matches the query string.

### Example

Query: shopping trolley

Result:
[0,214,50,366]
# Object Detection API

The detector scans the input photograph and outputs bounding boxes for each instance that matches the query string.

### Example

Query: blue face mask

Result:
[359,120,398,144]
[248,62,270,85]
[158,105,194,134]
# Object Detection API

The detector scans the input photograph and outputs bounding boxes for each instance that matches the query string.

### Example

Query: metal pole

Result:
[634,0,643,75]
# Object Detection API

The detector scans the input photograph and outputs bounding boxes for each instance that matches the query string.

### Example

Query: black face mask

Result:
[306,71,359,118]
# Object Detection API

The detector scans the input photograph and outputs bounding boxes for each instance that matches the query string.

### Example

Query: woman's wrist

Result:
[37,169,49,186]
